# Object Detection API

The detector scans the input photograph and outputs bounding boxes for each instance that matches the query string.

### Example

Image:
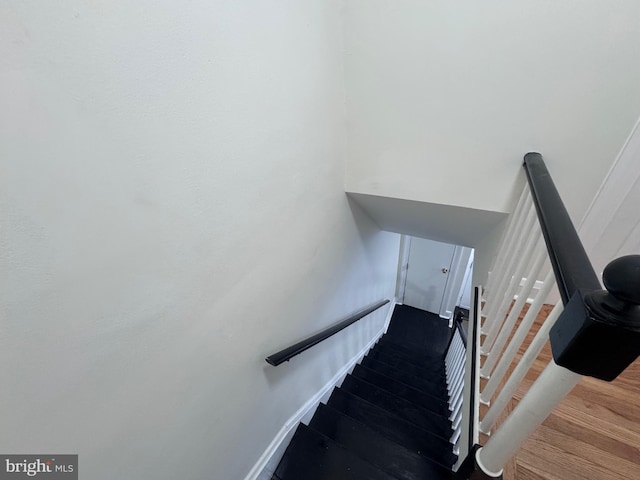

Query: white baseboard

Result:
[382,299,399,333]
[245,302,396,480]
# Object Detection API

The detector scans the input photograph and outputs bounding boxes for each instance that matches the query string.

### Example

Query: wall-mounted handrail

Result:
[523,152,602,304]
[265,299,390,366]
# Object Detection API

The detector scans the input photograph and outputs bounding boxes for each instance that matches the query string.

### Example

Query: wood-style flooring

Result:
[480,304,640,480]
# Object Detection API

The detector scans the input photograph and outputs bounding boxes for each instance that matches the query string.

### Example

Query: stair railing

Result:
[451,285,482,470]
[265,299,390,366]
[455,153,640,479]
[444,312,469,456]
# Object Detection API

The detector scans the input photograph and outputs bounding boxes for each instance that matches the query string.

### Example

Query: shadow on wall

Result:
[347,195,388,262]
[261,194,398,390]
[404,282,438,314]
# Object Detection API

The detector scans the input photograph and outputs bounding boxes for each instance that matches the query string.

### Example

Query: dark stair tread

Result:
[371,343,446,369]
[340,375,452,440]
[360,357,449,398]
[310,403,454,479]
[275,424,398,480]
[376,338,446,363]
[366,350,446,379]
[327,388,457,467]
[372,342,444,369]
[275,304,460,480]
[373,341,444,367]
[351,364,450,416]
[383,305,453,356]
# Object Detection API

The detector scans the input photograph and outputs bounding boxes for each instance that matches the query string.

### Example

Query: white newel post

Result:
[474,361,582,477]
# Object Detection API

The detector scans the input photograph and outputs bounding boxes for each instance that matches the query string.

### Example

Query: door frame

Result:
[395,235,412,304]
[438,245,473,319]
[398,236,473,319]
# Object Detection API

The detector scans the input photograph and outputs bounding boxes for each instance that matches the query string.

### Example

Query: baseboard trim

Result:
[382,299,399,333]
[245,303,396,480]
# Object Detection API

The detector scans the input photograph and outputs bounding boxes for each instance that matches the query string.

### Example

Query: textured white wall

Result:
[0,2,400,478]
[344,0,640,220]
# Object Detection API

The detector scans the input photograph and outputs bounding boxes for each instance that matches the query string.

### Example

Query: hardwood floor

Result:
[480,304,640,480]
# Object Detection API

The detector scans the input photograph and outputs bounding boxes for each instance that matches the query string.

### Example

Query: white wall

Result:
[0,2,400,479]
[344,0,640,221]
[579,116,640,280]
[348,192,507,249]
[456,250,474,311]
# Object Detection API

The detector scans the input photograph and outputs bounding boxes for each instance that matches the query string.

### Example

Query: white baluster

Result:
[480,271,556,403]
[448,348,466,392]
[450,425,462,445]
[480,302,563,433]
[482,231,542,356]
[480,245,546,377]
[485,185,529,297]
[476,360,581,476]
[482,202,536,337]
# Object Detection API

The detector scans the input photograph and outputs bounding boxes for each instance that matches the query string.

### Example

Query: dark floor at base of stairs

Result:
[384,304,454,356]
[273,303,456,480]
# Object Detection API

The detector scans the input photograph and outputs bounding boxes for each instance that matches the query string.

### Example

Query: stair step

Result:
[372,343,446,369]
[382,306,453,355]
[327,388,457,467]
[274,424,397,480]
[274,305,459,480]
[366,350,446,378]
[378,335,448,358]
[351,364,450,416]
[360,357,449,398]
[376,337,446,362]
[340,375,452,440]
[310,403,453,480]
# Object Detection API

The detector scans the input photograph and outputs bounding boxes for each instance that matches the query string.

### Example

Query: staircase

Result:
[273,305,457,480]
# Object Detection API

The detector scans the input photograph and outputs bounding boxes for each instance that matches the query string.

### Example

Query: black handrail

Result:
[456,316,468,348]
[265,299,390,366]
[523,152,640,380]
[467,286,480,454]
[444,311,467,354]
[523,152,602,304]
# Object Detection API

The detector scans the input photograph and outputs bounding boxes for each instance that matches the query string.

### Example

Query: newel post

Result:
[460,255,640,479]
[550,255,640,380]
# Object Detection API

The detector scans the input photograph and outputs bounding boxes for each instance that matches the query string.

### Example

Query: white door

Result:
[403,237,456,314]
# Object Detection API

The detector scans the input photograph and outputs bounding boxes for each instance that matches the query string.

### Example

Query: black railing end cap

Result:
[602,254,640,306]
[523,151,543,164]
[265,356,281,367]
